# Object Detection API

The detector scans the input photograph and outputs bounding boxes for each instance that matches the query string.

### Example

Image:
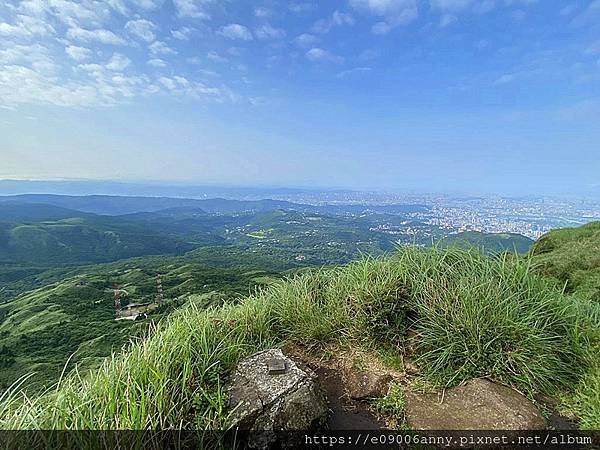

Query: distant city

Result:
[1,180,599,240]
[238,190,600,240]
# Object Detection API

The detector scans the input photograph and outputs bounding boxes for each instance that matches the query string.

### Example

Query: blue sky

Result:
[1,0,599,195]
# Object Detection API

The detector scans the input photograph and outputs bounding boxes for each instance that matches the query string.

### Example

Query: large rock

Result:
[345,370,392,400]
[227,349,328,449]
[406,378,546,430]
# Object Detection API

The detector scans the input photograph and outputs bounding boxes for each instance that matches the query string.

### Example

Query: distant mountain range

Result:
[0,194,429,216]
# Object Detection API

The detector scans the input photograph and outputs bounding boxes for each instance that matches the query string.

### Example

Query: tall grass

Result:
[1,246,598,430]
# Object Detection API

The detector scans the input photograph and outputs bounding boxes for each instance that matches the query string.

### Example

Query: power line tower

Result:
[156,273,164,306]
[114,285,122,318]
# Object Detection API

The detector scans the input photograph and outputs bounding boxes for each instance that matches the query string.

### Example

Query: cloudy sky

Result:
[1,0,599,195]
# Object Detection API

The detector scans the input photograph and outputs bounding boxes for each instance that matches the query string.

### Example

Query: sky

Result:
[0,0,599,196]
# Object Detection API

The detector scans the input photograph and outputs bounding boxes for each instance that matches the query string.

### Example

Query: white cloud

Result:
[219,24,253,41]
[254,7,272,18]
[0,62,152,107]
[560,4,577,16]
[350,0,416,16]
[337,67,372,78]
[171,27,194,40]
[0,65,96,107]
[158,75,191,90]
[439,13,458,26]
[130,0,164,10]
[20,0,112,28]
[494,73,516,84]
[207,51,227,63]
[0,22,30,38]
[0,15,55,39]
[172,0,212,18]
[0,44,58,74]
[104,0,129,15]
[149,41,176,55]
[255,24,286,40]
[571,0,600,27]
[312,10,355,34]
[65,45,92,61]
[147,58,166,67]
[294,33,319,47]
[67,26,125,45]
[350,0,418,33]
[288,2,315,14]
[106,53,131,71]
[371,21,392,34]
[430,0,537,15]
[305,47,344,63]
[429,0,474,12]
[125,19,156,43]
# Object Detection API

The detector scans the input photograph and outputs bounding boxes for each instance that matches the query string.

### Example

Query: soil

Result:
[313,366,385,430]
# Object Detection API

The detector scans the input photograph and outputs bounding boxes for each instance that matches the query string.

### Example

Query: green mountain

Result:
[0,255,281,393]
[1,240,598,431]
[439,231,534,254]
[0,205,205,265]
[531,221,600,302]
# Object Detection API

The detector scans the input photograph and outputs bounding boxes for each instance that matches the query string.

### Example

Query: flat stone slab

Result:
[406,378,546,430]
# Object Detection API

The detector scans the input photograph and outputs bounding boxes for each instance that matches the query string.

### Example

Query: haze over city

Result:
[1,0,600,196]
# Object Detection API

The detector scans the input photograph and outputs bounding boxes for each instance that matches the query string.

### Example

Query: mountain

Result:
[1,241,598,431]
[0,256,280,393]
[0,195,300,215]
[0,194,429,217]
[439,231,534,254]
[0,203,208,265]
[0,202,94,222]
[531,221,600,302]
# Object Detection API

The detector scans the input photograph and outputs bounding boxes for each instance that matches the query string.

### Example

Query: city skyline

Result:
[2,1,600,195]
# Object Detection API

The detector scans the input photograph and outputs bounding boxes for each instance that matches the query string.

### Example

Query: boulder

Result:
[405,378,546,430]
[345,370,392,400]
[228,349,328,449]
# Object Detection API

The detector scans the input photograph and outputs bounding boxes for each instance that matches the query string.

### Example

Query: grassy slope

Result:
[531,221,600,302]
[1,246,598,430]
[529,222,600,427]
[0,260,280,394]
[439,231,534,254]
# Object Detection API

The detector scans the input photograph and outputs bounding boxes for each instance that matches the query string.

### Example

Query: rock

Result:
[345,370,392,400]
[405,378,546,430]
[404,359,420,375]
[228,349,328,449]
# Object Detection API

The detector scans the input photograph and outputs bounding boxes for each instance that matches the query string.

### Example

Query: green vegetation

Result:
[374,383,406,426]
[0,257,280,393]
[1,200,597,431]
[1,245,597,430]
[531,221,600,302]
[439,231,534,254]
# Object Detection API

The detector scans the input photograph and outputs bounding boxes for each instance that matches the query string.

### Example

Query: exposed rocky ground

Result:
[228,348,575,449]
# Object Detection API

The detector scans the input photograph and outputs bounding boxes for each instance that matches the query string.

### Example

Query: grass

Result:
[373,383,407,429]
[0,246,598,430]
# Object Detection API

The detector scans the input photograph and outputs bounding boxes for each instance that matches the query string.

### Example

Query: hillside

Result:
[531,221,600,302]
[1,239,598,432]
[439,231,534,254]
[0,258,281,393]
[0,209,205,266]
